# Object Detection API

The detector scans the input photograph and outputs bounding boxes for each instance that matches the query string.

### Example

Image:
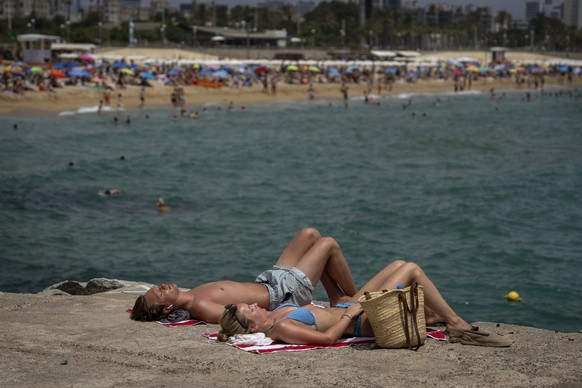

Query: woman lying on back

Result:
[218,260,512,347]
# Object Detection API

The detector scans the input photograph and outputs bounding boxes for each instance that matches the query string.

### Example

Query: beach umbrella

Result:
[69,69,91,77]
[112,61,128,69]
[49,70,67,78]
[120,68,134,75]
[139,72,156,80]
[559,65,569,73]
[308,65,321,73]
[255,66,269,73]
[286,64,299,71]
[167,69,181,76]
[213,70,229,79]
[28,66,43,73]
[53,62,66,68]
[328,68,341,77]
[80,54,94,61]
[65,61,83,68]
[385,68,397,74]
[573,68,581,75]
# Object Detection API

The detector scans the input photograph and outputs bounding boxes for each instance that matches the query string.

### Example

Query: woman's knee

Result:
[299,227,321,242]
[401,262,425,277]
[317,236,339,253]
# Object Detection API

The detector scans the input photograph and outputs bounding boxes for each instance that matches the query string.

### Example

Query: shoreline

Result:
[0,284,580,387]
[2,76,581,118]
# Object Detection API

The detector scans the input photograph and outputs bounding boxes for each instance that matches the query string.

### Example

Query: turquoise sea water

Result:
[1,88,581,332]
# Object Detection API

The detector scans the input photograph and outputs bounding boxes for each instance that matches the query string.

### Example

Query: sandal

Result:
[448,326,512,347]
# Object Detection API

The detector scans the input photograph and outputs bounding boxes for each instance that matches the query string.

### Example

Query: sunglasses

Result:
[225,304,244,327]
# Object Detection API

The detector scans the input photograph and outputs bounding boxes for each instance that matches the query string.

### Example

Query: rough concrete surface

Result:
[0,285,580,388]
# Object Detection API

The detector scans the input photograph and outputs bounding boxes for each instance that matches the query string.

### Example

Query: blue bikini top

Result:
[264,303,317,334]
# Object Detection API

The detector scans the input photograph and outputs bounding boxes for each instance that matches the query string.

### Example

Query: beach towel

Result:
[202,332,375,354]
[202,328,447,354]
[126,308,206,327]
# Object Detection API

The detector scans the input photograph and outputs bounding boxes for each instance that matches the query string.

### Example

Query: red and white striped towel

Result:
[158,319,206,327]
[202,332,375,354]
[202,328,447,354]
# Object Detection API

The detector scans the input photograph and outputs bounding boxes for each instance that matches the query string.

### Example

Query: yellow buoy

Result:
[505,291,522,302]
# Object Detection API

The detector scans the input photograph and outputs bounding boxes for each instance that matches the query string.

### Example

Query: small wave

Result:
[58,105,114,116]
[394,90,482,99]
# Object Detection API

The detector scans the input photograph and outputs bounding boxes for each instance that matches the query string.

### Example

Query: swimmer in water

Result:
[104,189,122,196]
[156,197,171,212]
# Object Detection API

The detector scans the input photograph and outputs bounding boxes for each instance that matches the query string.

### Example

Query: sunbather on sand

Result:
[130,228,358,323]
[218,260,512,347]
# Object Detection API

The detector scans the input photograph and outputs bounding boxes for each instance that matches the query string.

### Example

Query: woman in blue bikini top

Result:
[218,260,511,347]
[218,301,367,345]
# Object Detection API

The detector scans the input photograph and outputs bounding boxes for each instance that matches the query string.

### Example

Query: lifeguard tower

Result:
[17,34,61,65]
[490,47,507,63]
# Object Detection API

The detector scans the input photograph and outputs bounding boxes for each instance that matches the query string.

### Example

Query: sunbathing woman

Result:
[130,227,358,323]
[218,260,511,347]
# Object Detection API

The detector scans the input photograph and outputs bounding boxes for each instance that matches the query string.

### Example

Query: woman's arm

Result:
[269,304,363,345]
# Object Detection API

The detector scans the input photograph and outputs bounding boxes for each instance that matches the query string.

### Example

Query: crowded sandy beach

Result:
[1,48,581,116]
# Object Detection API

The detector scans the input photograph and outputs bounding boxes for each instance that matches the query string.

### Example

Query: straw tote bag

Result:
[358,282,426,350]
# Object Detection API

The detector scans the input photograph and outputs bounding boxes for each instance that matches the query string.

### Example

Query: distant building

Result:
[563,0,582,28]
[385,0,401,11]
[149,0,168,20]
[0,0,51,20]
[525,1,541,21]
[541,0,563,19]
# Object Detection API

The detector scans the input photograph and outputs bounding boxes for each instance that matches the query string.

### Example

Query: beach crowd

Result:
[2,53,581,97]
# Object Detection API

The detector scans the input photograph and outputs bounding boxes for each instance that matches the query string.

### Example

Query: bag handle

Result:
[398,293,412,348]
[398,282,422,351]
[408,282,422,351]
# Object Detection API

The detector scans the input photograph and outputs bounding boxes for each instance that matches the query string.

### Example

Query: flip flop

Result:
[448,326,512,347]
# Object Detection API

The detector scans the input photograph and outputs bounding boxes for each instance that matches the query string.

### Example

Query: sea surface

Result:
[1,88,581,332]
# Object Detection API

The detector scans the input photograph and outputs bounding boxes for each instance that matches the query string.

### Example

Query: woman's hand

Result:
[345,304,363,320]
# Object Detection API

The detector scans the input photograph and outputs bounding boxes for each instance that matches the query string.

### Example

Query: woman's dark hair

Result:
[130,295,164,322]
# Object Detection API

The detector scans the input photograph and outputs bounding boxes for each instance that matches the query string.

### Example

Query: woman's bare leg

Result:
[356,262,472,332]
[275,228,322,268]
[292,236,358,302]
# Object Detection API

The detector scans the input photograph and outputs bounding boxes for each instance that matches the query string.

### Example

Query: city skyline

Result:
[207,0,532,20]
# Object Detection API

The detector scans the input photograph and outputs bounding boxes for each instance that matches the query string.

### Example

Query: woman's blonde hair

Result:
[217,304,254,342]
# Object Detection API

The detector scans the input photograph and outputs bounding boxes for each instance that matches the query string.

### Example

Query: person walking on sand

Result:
[218,260,512,347]
[117,93,124,110]
[130,228,358,323]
